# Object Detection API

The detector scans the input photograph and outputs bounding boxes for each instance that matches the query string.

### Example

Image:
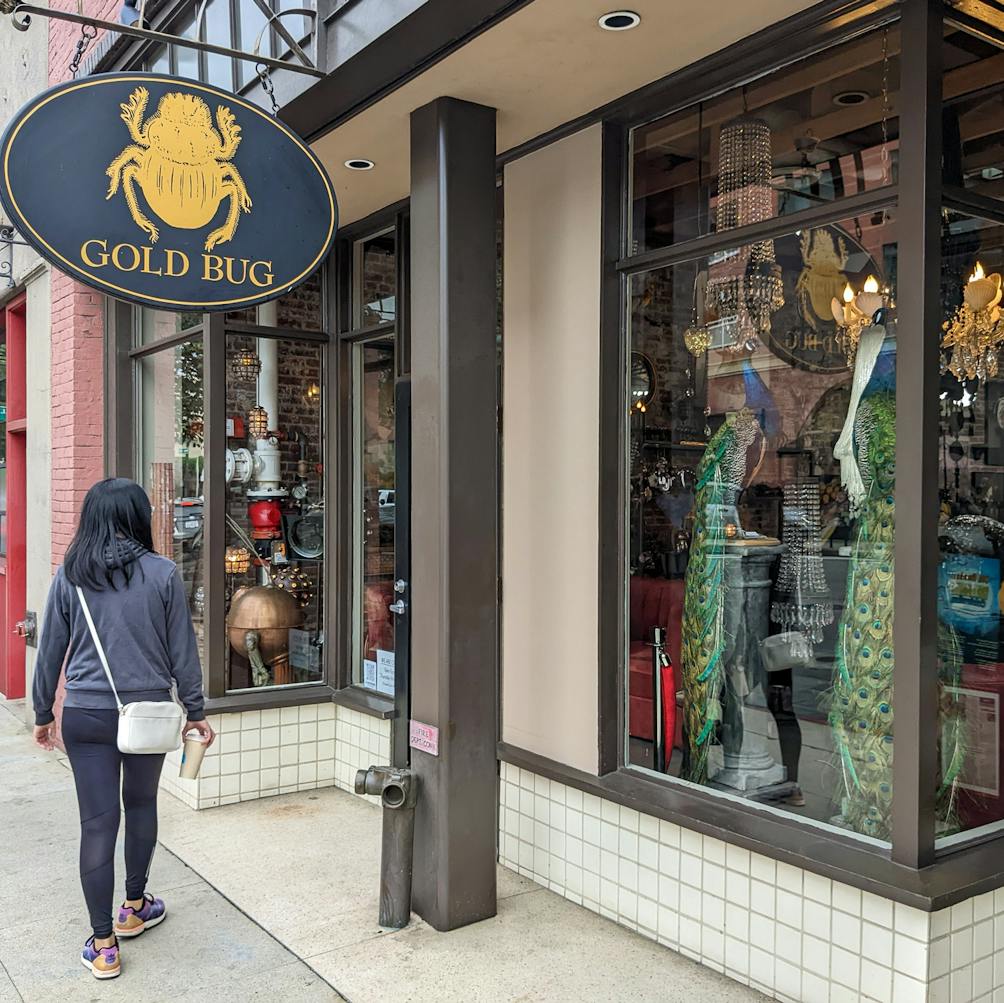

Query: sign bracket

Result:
[0,225,31,290]
[6,3,325,79]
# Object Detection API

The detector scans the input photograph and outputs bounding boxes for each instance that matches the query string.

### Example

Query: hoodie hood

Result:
[103,537,149,569]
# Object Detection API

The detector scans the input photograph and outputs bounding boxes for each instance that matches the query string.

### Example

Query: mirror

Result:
[631,351,656,411]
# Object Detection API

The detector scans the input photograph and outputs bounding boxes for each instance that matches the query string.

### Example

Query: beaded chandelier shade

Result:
[248,405,269,440]
[770,481,833,644]
[224,546,252,575]
[705,116,784,352]
[230,349,262,381]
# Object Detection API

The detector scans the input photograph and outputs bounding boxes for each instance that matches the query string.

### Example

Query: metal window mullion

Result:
[942,185,1004,227]
[203,312,228,698]
[891,0,942,870]
[617,186,898,275]
[128,325,205,359]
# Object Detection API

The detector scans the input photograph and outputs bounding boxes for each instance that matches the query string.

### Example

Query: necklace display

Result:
[771,480,834,644]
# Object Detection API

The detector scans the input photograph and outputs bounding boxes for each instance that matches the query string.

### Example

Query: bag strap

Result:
[75,585,123,712]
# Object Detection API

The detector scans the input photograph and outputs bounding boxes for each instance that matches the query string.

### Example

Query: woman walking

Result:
[31,477,213,979]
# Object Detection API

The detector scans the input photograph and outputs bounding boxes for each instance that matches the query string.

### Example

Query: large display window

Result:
[616,6,1004,866]
[222,331,325,692]
[127,273,329,708]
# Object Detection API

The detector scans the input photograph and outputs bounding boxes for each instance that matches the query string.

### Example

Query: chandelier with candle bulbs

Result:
[942,262,1004,381]
[830,275,885,366]
[705,116,784,353]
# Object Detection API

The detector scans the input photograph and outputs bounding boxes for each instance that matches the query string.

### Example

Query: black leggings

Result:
[61,708,165,938]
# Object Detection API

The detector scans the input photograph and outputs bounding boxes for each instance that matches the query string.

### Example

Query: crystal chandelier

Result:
[230,348,261,381]
[771,481,833,644]
[705,116,783,352]
[941,262,1004,381]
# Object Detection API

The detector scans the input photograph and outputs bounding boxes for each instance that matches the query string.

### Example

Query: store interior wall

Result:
[502,124,603,774]
[23,269,51,719]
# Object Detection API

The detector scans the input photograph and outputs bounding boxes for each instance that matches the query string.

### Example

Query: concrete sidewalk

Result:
[1,696,767,1002]
[0,698,339,1002]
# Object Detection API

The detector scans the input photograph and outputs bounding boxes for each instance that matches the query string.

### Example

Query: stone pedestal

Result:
[709,541,788,795]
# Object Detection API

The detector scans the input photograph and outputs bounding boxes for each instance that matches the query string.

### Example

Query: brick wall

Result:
[48,0,118,566]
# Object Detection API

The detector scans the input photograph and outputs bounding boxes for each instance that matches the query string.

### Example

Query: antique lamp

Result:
[224,546,252,607]
[272,565,314,608]
[247,404,269,440]
[830,275,885,365]
[942,262,1004,381]
[230,348,262,381]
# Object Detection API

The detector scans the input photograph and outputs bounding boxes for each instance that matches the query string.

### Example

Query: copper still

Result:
[227,585,305,686]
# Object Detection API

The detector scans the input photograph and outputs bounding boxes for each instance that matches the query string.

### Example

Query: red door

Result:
[0,296,26,699]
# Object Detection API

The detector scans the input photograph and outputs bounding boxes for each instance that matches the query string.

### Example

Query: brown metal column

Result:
[409,96,498,931]
[892,0,942,868]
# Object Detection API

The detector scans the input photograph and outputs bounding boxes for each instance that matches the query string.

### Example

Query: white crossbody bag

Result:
[76,585,184,755]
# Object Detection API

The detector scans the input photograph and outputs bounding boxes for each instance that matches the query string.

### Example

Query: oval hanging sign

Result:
[0,73,337,312]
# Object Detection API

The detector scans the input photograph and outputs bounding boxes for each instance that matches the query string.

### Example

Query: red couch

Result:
[629,576,684,751]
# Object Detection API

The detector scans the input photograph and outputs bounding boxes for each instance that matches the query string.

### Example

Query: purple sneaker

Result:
[114,893,167,938]
[81,936,120,979]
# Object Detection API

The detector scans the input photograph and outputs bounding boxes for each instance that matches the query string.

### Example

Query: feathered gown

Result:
[681,409,762,785]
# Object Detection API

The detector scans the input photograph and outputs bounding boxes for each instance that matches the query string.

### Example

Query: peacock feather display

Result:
[829,390,896,839]
[681,409,762,785]
[829,389,965,839]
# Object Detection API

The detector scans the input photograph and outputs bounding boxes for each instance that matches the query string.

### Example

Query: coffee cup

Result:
[179,730,209,779]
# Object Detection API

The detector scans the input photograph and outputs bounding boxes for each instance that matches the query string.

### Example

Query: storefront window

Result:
[204,0,234,91]
[630,27,901,254]
[353,340,396,695]
[354,231,396,328]
[944,23,1004,202]
[138,337,206,661]
[936,209,1004,844]
[237,0,272,88]
[139,307,202,346]
[626,212,902,842]
[223,333,324,691]
[174,13,199,80]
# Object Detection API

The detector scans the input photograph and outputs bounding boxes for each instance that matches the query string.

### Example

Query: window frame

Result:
[106,300,349,716]
[561,0,1004,910]
[328,203,410,719]
[124,0,319,99]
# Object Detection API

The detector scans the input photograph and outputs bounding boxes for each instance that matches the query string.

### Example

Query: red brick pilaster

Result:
[48,0,118,567]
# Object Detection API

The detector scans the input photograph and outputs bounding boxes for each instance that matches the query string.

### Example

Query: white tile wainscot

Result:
[497,763,1004,1003]
[159,702,390,810]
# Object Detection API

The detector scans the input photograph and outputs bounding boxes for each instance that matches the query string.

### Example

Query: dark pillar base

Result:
[408,96,499,932]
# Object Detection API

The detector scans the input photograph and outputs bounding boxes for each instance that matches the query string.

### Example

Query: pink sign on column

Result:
[409,720,439,756]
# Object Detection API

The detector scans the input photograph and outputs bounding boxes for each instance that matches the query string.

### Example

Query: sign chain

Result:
[68,23,98,78]
[256,63,279,116]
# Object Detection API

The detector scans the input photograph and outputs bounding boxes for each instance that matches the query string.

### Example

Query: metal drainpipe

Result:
[355,765,418,929]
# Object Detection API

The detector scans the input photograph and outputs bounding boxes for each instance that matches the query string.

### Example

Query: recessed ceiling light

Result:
[598,10,640,31]
[832,90,870,107]
[344,159,375,171]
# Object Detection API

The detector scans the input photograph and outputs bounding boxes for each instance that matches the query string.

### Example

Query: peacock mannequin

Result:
[681,408,765,785]
[830,323,963,839]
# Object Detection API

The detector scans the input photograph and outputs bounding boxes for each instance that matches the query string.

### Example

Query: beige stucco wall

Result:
[501,124,602,775]
[1,4,50,720]
[23,269,51,717]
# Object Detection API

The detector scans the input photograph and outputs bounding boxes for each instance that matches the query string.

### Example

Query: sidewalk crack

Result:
[0,956,25,1002]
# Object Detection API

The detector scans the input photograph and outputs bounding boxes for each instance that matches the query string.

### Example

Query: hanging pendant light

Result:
[705,115,784,352]
[230,348,262,381]
[248,405,269,440]
[224,546,252,575]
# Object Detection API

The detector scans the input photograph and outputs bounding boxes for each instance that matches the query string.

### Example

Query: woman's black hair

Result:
[63,478,155,590]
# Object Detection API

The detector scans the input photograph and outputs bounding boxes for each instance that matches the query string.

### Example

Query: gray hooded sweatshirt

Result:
[33,541,206,727]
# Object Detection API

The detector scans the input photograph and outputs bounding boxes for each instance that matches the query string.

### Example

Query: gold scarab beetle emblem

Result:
[105,86,252,251]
